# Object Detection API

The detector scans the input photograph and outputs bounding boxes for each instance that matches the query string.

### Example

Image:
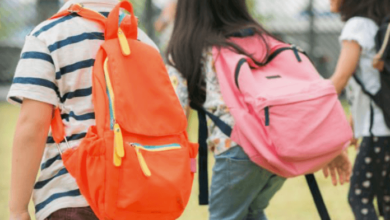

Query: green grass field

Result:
[0,103,360,220]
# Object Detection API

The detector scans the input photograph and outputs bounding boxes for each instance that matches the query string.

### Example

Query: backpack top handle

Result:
[106,1,138,41]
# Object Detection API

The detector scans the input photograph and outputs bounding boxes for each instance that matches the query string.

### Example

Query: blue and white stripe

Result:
[7,1,158,219]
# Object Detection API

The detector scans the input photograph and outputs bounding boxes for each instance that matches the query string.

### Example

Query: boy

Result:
[8,0,158,219]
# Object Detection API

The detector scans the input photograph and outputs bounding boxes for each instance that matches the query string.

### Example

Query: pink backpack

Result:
[208,35,353,178]
[195,34,352,219]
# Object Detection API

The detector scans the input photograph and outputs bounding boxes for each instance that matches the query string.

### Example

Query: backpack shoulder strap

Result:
[49,2,138,42]
[373,23,390,71]
[196,107,209,205]
[378,23,390,58]
[191,104,232,205]
[306,174,331,220]
[352,74,375,99]
[50,3,107,28]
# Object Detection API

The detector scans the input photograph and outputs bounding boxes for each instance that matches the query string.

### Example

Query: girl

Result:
[166,1,285,219]
[167,0,349,219]
[329,0,390,219]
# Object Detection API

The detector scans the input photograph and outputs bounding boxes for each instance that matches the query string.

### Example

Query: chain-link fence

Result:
[257,0,343,78]
[0,0,343,85]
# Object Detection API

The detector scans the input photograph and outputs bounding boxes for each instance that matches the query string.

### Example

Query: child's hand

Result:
[350,136,360,150]
[322,150,352,186]
[348,115,360,150]
[9,211,31,220]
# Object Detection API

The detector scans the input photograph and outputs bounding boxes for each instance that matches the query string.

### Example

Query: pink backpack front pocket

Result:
[258,91,350,162]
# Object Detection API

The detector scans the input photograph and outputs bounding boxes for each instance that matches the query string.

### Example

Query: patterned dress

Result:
[167,50,237,155]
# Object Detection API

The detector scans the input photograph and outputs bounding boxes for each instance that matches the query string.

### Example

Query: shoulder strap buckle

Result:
[68,3,84,14]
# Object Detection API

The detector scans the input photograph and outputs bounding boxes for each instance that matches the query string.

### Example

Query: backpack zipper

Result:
[265,106,270,126]
[127,143,182,177]
[104,58,125,166]
[235,58,247,90]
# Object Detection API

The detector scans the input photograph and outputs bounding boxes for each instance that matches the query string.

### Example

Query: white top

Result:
[7,0,158,219]
[340,17,390,137]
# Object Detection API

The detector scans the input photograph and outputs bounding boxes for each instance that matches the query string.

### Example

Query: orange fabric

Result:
[50,3,137,40]
[105,1,137,40]
[118,16,138,41]
[101,40,187,136]
[51,108,65,144]
[51,1,198,220]
[50,4,106,28]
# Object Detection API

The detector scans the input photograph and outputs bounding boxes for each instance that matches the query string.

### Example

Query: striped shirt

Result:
[7,1,158,219]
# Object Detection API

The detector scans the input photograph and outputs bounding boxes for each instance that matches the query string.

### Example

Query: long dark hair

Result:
[339,0,390,25]
[166,0,275,107]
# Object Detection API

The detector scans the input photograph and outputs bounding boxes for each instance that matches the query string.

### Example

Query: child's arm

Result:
[154,1,177,32]
[330,40,361,94]
[322,41,360,186]
[349,114,360,150]
[9,99,53,220]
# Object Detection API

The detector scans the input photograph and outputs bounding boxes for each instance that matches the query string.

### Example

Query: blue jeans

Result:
[209,146,286,220]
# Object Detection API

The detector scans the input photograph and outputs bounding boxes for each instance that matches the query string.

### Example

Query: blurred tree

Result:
[37,0,60,22]
[121,0,158,42]
[247,0,263,22]
[247,0,256,12]
[0,1,21,40]
[121,0,146,17]
[144,0,156,39]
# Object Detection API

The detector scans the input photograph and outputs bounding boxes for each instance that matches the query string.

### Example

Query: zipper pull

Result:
[291,45,302,62]
[113,127,122,167]
[133,145,152,177]
[114,149,122,167]
[265,107,270,126]
[118,28,131,56]
[114,123,125,158]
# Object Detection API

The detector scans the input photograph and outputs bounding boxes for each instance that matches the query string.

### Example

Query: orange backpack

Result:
[50,2,198,220]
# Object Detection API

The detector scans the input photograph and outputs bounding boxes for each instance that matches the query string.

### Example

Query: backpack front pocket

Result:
[117,140,194,214]
[259,93,351,162]
[130,143,182,177]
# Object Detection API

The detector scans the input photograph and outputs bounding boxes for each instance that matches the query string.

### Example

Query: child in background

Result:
[154,0,176,55]
[328,0,390,219]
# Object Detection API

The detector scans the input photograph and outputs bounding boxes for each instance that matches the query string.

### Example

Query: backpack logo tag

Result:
[266,75,281,79]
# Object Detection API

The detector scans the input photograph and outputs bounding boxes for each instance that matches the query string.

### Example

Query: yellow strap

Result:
[114,149,122,167]
[104,58,116,119]
[114,123,125,158]
[135,147,152,177]
[118,28,131,56]
[104,58,125,166]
